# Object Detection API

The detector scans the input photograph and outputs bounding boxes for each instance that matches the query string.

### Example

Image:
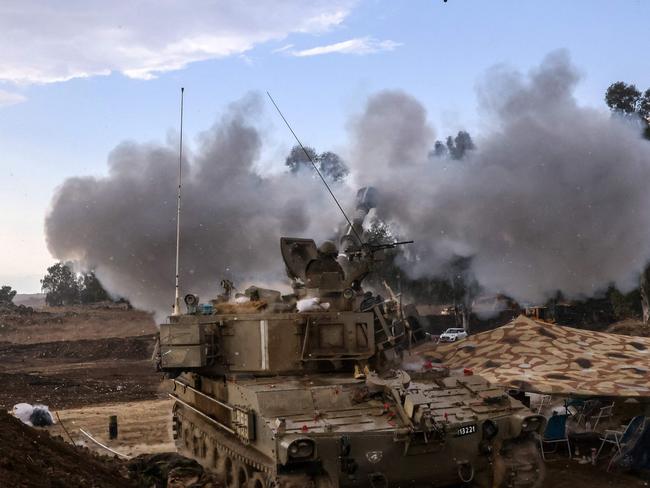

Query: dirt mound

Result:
[0,334,155,365]
[0,367,160,410]
[607,319,650,337]
[0,307,57,326]
[128,453,222,487]
[0,410,136,488]
[0,334,162,410]
[0,305,156,344]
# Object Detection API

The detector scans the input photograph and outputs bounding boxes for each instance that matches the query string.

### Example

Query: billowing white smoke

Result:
[45,94,347,314]
[46,51,650,314]
[351,51,650,304]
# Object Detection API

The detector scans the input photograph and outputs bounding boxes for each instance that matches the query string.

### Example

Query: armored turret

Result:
[158,231,414,377]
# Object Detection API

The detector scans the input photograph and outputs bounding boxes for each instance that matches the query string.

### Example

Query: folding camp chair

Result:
[596,415,645,470]
[573,399,597,427]
[592,402,615,431]
[565,397,585,418]
[535,394,552,414]
[539,413,571,460]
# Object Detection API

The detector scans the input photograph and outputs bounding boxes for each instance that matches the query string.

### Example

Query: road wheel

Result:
[313,475,334,488]
[246,472,268,488]
[214,449,229,483]
[225,459,250,488]
[211,446,225,482]
[221,456,236,487]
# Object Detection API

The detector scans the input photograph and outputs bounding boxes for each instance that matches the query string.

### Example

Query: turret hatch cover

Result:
[280,237,318,281]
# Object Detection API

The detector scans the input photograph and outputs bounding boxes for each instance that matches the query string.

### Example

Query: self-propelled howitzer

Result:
[156,237,545,488]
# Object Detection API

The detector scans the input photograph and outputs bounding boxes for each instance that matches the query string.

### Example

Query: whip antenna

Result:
[266,92,363,245]
[172,87,184,316]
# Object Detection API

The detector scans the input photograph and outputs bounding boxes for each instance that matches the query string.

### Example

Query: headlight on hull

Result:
[289,439,315,458]
[509,413,546,437]
[521,415,545,434]
[279,436,316,464]
[482,419,499,440]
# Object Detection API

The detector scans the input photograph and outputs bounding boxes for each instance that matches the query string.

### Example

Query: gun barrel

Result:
[392,240,414,246]
[366,240,414,252]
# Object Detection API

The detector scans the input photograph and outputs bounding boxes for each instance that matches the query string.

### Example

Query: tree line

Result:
[1,263,114,309]
[39,262,112,306]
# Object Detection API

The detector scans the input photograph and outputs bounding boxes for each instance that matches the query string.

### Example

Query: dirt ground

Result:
[0,305,163,410]
[1,304,649,487]
[544,460,648,487]
[51,399,176,458]
[0,334,163,410]
[0,409,137,488]
[0,407,222,488]
[0,304,156,344]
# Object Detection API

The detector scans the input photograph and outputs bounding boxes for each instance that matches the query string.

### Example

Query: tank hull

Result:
[169,372,544,488]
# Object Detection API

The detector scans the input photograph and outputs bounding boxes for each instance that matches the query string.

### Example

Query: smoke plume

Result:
[46,51,650,313]
[45,94,346,313]
[352,51,650,304]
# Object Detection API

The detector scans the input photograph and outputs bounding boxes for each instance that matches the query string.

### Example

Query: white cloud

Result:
[0,1,355,84]
[272,44,295,54]
[0,90,27,107]
[291,37,401,57]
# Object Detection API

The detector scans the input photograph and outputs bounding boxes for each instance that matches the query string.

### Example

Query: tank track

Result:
[173,401,331,488]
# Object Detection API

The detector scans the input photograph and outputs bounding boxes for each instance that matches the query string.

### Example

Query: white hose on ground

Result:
[79,428,131,459]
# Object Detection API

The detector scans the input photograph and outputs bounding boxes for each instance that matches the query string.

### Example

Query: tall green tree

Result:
[0,285,17,305]
[605,81,650,140]
[79,271,110,303]
[640,88,650,139]
[41,263,112,306]
[429,130,476,160]
[41,262,80,306]
[605,82,641,114]
[607,82,650,324]
[318,151,349,182]
[285,145,317,173]
[284,145,349,182]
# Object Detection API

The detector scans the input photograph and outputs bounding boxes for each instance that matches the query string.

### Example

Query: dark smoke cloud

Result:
[349,90,434,175]
[46,51,650,313]
[352,51,650,304]
[45,94,346,314]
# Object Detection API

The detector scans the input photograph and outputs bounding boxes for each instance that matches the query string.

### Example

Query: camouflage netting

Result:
[423,315,650,397]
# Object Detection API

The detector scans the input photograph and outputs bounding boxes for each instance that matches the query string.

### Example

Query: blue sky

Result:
[1,0,648,292]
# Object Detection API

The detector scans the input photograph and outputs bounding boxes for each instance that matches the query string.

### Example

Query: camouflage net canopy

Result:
[423,315,650,397]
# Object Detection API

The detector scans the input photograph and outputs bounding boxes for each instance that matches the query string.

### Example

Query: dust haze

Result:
[46,51,650,312]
